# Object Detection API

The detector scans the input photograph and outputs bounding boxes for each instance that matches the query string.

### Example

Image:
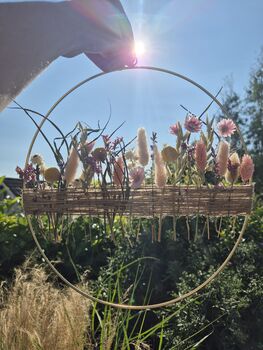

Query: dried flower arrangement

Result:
[18,105,254,242]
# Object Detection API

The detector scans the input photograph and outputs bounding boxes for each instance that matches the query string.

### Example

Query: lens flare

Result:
[134,40,146,58]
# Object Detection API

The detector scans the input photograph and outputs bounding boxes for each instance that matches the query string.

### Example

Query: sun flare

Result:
[134,40,146,58]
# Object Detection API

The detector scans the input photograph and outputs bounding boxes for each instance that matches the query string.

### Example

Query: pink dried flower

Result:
[169,122,180,135]
[195,140,207,172]
[129,167,145,189]
[240,154,254,182]
[137,128,149,166]
[113,156,124,186]
[154,145,167,188]
[184,115,202,133]
[216,140,230,176]
[217,119,236,137]
[64,147,79,185]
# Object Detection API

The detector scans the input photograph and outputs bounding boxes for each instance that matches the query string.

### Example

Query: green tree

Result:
[245,50,263,194]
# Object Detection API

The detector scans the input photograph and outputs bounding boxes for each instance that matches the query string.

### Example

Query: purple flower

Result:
[184,115,202,133]
[102,134,111,150]
[102,135,123,151]
[112,137,123,149]
[16,164,36,183]
[84,156,101,174]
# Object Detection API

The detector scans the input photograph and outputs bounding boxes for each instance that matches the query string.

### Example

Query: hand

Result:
[62,0,137,71]
[0,0,136,111]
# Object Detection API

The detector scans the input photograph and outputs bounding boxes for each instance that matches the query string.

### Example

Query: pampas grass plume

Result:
[216,140,230,176]
[154,145,167,188]
[195,140,207,172]
[64,147,79,185]
[240,154,254,182]
[225,152,240,184]
[137,128,149,166]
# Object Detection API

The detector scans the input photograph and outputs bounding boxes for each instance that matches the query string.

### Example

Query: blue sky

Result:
[1,0,263,177]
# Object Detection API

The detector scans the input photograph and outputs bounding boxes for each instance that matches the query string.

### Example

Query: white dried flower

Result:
[31,154,44,166]
[137,128,149,166]
[64,147,79,185]
[154,145,167,188]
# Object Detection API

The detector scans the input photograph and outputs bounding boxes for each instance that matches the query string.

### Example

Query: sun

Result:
[134,40,146,58]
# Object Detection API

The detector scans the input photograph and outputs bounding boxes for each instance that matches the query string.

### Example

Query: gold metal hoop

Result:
[24,66,251,310]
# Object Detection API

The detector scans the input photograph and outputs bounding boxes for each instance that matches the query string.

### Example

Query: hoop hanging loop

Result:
[24,66,251,310]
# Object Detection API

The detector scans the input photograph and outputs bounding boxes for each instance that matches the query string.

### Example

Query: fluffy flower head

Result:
[195,140,207,172]
[44,167,60,183]
[161,146,178,162]
[240,154,254,182]
[113,156,124,186]
[137,128,149,166]
[154,145,167,188]
[31,154,44,166]
[216,140,230,176]
[129,167,145,189]
[225,152,240,183]
[217,119,236,137]
[184,115,202,133]
[64,147,79,185]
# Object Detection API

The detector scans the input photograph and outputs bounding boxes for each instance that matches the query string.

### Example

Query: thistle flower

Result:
[137,128,149,166]
[129,167,145,189]
[154,145,167,188]
[225,152,240,184]
[184,115,202,133]
[217,119,236,137]
[113,156,124,186]
[31,154,44,166]
[161,146,178,162]
[216,140,230,176]
[44,167,61,183]
[64,147,79,185]
[240,154,254,182]
[195,140,207,172]
[169,122,180,136]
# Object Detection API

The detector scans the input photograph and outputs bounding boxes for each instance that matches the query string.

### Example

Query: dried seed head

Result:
[137,128,149,166]
[216,140,230,176]
[240,154,254,182]
[225,152,240,184]
[195,140,207,172]
[161,146,178,163]
[64,147,79,185]
[113,156,124,186]
[154,145,167,188]
[44,167,61,183]
[92,147,107,162]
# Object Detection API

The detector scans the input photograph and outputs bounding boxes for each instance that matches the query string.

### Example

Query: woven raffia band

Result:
[23,184,254,216]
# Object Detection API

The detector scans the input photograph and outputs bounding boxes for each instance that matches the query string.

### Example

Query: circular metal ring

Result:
[24,66,250,310]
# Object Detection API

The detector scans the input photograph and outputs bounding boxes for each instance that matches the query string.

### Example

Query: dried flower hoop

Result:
[24,66,252,310]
